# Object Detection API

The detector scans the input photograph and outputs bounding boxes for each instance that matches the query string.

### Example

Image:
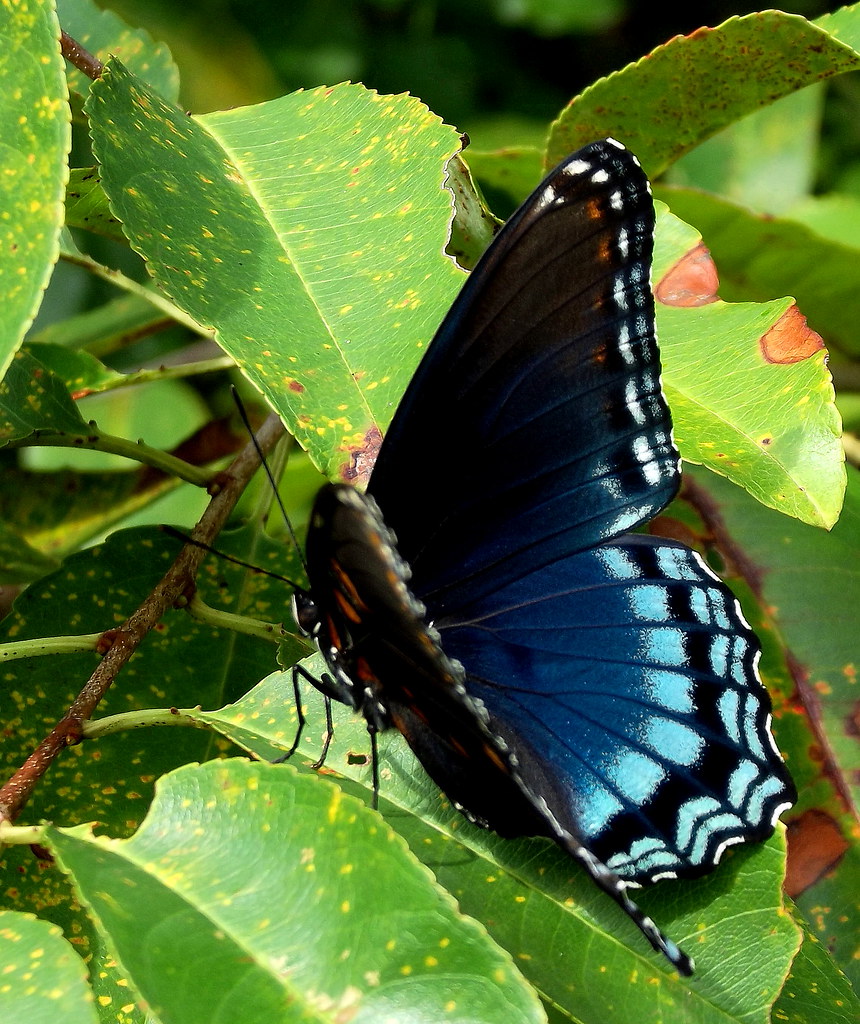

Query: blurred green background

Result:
[102,0,847,158]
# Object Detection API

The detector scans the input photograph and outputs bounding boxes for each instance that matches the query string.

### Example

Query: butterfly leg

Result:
[311,693,335,770]
[368,727,380,810]
[272,665,313,762]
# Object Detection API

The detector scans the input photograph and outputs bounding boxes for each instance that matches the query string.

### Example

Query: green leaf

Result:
[653,206,845,528]
[0,525,293,1016]
[0,523,59,582]
[688,465,860,986]
[64,167,125,240]
[86,61,465,479]
[464,146,545,213]
[192,670,802,1023]
[657,184,860,361]
[56,0,180,102]
[665,85,825,215]
[0,348,87,438]
[25,341,126,395]
[0,0,70,379]
[48,759,545,1024]
[547,11,860,175]
[0,910,97,1024]
[0,465,185,556]
[772,921,860,1023]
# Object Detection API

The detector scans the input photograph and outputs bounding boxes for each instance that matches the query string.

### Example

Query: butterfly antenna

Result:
[160,525,303,588]
[231,386,308,577]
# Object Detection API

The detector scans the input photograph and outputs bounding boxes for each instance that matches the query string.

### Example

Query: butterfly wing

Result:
[303,139,794,974]
[368,138,678,613]
[433,534,796,885]
[302,482,697,974]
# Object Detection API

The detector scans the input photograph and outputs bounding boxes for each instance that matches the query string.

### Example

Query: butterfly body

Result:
[293,139,796,975]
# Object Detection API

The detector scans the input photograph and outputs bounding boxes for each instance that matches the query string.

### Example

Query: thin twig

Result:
[0,414,286,826]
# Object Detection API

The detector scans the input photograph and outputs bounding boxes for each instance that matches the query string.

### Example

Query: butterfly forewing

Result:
[369,139,678,613]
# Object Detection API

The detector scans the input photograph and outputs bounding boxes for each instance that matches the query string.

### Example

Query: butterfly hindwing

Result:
[435,534,795,884]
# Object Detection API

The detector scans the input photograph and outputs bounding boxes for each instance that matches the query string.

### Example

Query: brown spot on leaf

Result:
[760,305,824,364]
[287,379,305,393]
[785,809,849,897]
[655,243,719,306]
[340,426,383,485]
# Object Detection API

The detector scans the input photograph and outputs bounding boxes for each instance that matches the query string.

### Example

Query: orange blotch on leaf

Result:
[655,243,719,307]
[760,306,824,364]
[785,809,849,897]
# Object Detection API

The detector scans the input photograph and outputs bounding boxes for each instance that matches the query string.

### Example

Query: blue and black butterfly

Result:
[292,138,796,975]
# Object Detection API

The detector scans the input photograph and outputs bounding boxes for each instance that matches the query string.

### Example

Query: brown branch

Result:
[0,413,286,826]
[60,30,103,80]
[678,473,765,595]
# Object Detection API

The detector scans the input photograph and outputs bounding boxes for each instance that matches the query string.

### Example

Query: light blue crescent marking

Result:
[712,594,732,631]
[656,547,698,581]
[643,625,686,667]
[687,811,745,863]
[629,583,668,621]
[728,759,759,808]
[643,669,695,713]
[687,587,711,625]
[708,633,730,676]
[730,638,752,684]
[645,718,704,767]
[718,688,742,745]
[674,795,722,850]
[607,838,679,876]
[746,773,790,823]
[741,695,769,761]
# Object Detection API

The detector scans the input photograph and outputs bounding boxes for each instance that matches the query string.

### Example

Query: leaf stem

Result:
[3,429,213,486]
[95,356,236,393]
[60,30,103,80]
[186,593,287,644]
[0,634,102,662]
[82,708,205,739]
[0,822,47,846]
[61,249,212,338]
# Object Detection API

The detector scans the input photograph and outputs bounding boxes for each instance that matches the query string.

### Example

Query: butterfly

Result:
[291,137,796,975]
